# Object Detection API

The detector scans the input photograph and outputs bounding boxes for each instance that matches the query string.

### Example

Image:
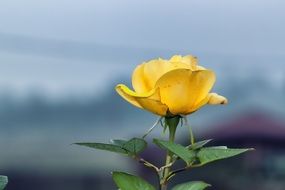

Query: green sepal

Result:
[172,181,210,190]
[153,139,195,165]
[197,146,254,165]
[112,171,155,190]
[0,176,8,190]
[165,116,180,130]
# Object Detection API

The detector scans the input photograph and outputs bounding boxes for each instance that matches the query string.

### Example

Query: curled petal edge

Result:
[115,84,168,116]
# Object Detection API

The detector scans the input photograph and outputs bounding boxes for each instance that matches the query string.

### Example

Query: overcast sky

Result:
[0,0,284,51]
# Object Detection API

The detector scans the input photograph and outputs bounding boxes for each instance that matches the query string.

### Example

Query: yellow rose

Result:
[116,55,227,116]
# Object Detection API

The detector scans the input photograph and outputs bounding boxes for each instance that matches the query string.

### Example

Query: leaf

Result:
[0,176,8,190]
[75,138,147,156]
[112,171,155,190]
[197,147,253,165]
[75,142,128,155]
[110,139,128,146]
[122,138,147,155]
[153,139,195,165]
[187,139,212,150]
[172,181,210,190]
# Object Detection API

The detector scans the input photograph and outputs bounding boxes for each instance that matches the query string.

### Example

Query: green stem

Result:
[183,116,195,145]
[188,124,195,145]
[160,116,180,190]
[163,125,176,177]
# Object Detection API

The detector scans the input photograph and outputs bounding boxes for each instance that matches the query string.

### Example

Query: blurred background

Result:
[0,0,285,189]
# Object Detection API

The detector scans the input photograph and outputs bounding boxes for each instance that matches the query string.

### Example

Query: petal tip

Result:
[115,83,124,91]
[208,93,228,105]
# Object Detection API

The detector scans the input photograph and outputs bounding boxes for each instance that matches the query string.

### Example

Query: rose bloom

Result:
[116,55,227,116]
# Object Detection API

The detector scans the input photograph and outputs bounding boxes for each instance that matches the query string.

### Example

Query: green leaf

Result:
[197,147,253,165]
[0,176,8,190]
[110,139,128,146]
[172,181,210,190]
[122,138,147,155]
[76,138,147,156]
[75,142,128,155]
[187,139,212,150]
[112,171,155,190]
[153,139,195,165]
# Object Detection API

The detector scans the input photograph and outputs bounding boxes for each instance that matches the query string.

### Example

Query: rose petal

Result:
[116,84,168,116]
[155,69,216,115]
[132,55,197,93]
[142,58,169,90]
[169,55,198,71]
[132,63,151,94]
[208,93,228,105]
[189,93,228,113]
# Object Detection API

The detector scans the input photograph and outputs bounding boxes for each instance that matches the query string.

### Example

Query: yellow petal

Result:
[143,56,193,86]
[132,63,151,94]
[133,56,197,94]
[196,65,206,70]
[141,58,169,92]
[188,95,210,114]
[181,55,198,70]
[187,93,228,114]
[132,58,170,94]
[189,92,228,113]
[169,55,197,70]
[115,84,168,116]
[169,55,183,62]
[207,93,228,105]
[155,69,216,115]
